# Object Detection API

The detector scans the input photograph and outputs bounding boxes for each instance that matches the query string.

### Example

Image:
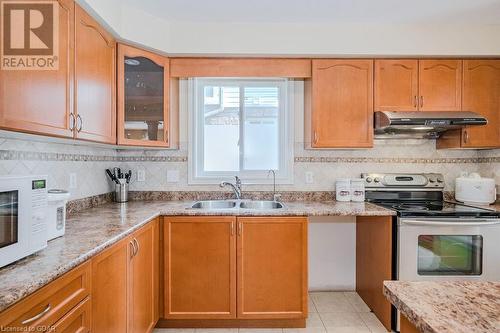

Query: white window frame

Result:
[188,77,294,185]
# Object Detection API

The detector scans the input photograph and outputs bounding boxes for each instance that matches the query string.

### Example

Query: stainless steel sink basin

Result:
[190,200,237,209]
[239,200,284,210]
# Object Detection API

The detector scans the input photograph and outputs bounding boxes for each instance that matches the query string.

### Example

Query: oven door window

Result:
[0,191,18,249]
[417,235,482,275]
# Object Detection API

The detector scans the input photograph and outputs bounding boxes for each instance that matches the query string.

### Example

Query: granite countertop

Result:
[384,280,500,333]
[0,200,394,313]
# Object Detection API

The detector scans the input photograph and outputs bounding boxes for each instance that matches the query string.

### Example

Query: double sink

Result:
[189,200,284,210]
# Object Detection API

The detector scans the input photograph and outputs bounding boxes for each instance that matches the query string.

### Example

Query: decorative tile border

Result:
[0,150,187,162]
[294,156,500,164]
[1,149,499,164]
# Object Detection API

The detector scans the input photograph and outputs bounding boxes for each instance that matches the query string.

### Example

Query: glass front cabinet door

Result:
[117,44,170,146]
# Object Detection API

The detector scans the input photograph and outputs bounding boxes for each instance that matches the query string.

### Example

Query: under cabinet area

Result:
[117,44,170,147]
[161,216,308,326]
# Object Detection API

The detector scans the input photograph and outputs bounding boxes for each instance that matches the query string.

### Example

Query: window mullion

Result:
[239,83,245,173]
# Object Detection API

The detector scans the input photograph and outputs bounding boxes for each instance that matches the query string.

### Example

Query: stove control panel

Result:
[362,173,444,189]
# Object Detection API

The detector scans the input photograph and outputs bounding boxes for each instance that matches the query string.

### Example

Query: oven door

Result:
[398,218,500,281]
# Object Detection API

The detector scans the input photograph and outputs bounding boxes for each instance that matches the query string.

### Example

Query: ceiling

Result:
[120,0,500,24]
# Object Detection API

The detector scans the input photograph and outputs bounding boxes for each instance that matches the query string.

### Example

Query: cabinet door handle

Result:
[133,238,140,256]
[129,240,136,258]
[464,130,469,144]
[413,96,417,108]
[231,222,235,236]
[313,131,318,145]
[21,304,51,325]
[420,96,424,108]
[238,222,242,236]
[76,114,83,132]
[69,113,75,131]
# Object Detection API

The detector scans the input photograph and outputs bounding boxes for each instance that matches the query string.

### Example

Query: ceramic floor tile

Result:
[195,329,239,333]
[319,312,365,328]
[284,328,326,333]
[308,298,318,313]
[313,295,356,313]
[239,329,284,333]
[343,292,371,313]
[325,327,371,333]
[358,313,388,333]
[154,329,196,333]
[306,313,325,328]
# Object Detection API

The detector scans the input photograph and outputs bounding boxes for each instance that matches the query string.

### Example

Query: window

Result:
[188,78,294,184]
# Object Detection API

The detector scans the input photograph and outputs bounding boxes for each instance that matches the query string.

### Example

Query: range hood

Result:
[374,111,487,139]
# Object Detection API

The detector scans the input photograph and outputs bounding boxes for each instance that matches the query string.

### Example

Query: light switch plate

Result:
[167,169,179,183]
[305,171,314,184]
[137,169,146,182]
[69,173,77,189]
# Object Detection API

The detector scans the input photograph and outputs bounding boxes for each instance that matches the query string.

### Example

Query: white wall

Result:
[309,217,356,290]
[81,0,500,56]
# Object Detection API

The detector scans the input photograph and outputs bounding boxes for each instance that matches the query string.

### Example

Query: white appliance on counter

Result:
[47,189,70,240]
[455,172,497,205]
[0,175,48,268]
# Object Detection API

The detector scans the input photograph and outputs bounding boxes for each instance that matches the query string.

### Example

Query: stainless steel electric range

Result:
[361,173,500,331]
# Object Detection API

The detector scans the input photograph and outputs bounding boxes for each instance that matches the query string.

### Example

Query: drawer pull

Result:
[21,304,51,325]
[133,238,140,256]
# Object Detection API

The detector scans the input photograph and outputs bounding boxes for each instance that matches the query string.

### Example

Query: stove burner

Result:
[392,204,430,211]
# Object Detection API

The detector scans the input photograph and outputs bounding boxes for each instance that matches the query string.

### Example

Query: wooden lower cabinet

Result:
[92,218,159,333]
[0,261,91,331]
[52,297,91,333]
[163,216,237,319]
[400,315,420,333]
[162,216,307,326]
[130,221,158,333]
[356,216,392,332]
[237,217,308,319]
[91,237,129,333]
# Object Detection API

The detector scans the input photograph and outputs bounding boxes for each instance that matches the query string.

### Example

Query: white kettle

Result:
[455,172,496,205]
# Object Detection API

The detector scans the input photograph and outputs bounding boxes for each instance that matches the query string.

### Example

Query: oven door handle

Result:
[401,219,500,226]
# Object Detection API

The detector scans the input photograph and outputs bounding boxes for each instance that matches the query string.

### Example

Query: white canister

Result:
[455,173,496,205]
[47,189,70,240]
[350,178,365,202]
[336,179,351,202]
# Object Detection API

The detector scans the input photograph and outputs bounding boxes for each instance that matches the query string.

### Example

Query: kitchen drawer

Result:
[52,297,91,333]
[0,261,91,330]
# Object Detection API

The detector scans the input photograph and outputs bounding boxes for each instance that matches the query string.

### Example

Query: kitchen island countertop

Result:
[384,280,500,333]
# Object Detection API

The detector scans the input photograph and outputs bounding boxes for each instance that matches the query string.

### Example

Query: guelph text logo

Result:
[1,0,58,70]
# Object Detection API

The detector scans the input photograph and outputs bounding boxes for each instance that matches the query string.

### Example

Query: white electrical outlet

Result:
[305,171,314,184]
[167,169,179,183]
[137,169,146,182]
[69,173,77,189]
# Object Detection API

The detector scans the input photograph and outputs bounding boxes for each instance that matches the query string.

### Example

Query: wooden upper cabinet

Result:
[117,44,170,147]
[374,60,418,111]
[438,60,500,149]
[418,60,462,111]
[164,216,237,319]
[237,217,308,319]
[461,60,500,147]
[308,59,373,148]
[0,0,74,138]
[74,4,116,144]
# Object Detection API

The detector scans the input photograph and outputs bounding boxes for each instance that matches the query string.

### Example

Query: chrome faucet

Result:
[220,176,242,200]
[267,170,281,202]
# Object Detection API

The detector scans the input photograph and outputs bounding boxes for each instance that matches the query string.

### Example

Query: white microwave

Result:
[0,175,48,268]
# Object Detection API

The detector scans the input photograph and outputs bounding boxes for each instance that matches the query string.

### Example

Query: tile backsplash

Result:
[1,132,498,202]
